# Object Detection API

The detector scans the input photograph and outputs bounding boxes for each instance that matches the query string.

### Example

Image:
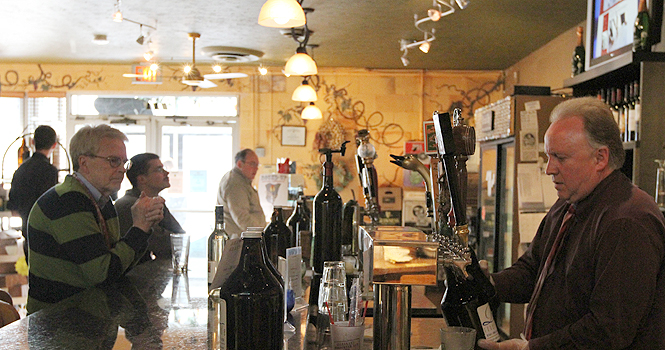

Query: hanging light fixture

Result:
[143,50,154,61]
[301,102,322,119]
[112,0,123,22]
[285,47,317,76]
[292,78,317,101]
[284,8,317,76]
[258,0,306,28]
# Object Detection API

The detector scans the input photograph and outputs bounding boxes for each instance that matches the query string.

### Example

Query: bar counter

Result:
[0,258,313,350]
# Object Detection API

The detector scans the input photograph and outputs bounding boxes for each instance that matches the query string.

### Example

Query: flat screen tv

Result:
[586,0,663,70]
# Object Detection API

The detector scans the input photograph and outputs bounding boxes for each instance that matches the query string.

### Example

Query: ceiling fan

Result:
[180,33,248,89]
[122,33,248,88]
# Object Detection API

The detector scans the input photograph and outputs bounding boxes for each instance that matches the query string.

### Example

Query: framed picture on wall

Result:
[281,126,306,146]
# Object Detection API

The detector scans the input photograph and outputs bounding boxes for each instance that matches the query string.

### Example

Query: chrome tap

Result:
[389,153,438,234]
[354,129,380,226]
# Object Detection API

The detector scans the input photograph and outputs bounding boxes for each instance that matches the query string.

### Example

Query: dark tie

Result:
[524,203,576,340]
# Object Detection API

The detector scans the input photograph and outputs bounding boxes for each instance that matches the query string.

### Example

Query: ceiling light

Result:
[455,0,470,10]
[258,65,268,75]
[183,65,192,74]
[285,47,318,76]
[258,0,306,28]
[427,9,441,21]
[212,64,222,73]
[401,56,410,67]
[149,63,159,72]
[292,78,317,102]
[113,0,123,22]
[92,34,109,45]
[419,41,431,53]
[143,51,153,61]
[301,102,322,119]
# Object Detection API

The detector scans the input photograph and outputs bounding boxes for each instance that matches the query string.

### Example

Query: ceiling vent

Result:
[201,46,264,63]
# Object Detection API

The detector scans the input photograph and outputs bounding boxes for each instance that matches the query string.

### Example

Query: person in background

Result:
[7,125,59,257]
[478,97,665,350]
[116,153,184,263]
[26,124,165,314]
[216,148,265,236]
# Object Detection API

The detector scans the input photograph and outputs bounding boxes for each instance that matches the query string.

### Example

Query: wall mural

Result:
[276,73,505,192]
[0,64,104,91]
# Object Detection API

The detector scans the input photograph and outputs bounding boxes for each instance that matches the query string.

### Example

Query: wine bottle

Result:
[310,143,347,306]
[621,85,630,142]
[463,248,501,342]
[208,205,229,286]
[263,206,292,268]
[609,88,620,127]
[571,26,585,77]
[626,83,636,142]
[286,195,311,248]
[17,137,31,165]
[214,230,284,350]
[634,0,651,52]
[633,80,641,141]
[441,261,474,328]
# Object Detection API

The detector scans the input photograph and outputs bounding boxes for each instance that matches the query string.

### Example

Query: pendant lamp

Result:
[258,0,306,28]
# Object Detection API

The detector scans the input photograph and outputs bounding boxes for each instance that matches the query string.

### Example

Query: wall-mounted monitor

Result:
[586,0,663,70]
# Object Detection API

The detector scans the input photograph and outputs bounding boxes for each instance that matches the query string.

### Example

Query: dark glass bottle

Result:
[310,144,347,306]
[441,262,473,328]
[18,137,31,165]
[213,230,284,350]
[633,0,651,52]
[286,196,311,248]
[463,248,501,342]
[208,205,229,286]
[263,207,292,268]
[572,26,585,76]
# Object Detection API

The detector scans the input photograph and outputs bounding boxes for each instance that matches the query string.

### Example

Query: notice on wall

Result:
[517,163,545,211]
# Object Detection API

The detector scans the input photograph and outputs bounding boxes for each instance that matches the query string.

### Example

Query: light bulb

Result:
[183,65,192,74]
[212,65,222,73]
[149,63,159,72]
[428,9,441,21]
[420,41,431,53]
[258,66,268,75]
[143,51,153,61]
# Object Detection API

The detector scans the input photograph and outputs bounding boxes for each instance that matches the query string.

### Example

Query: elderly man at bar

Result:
[26,124,165,314]
[216,148,266,236]
[479,97,665,350]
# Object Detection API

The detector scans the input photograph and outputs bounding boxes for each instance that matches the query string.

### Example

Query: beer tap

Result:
[354,129,380,226]
[389,153,437,235]
[433,108,476,247]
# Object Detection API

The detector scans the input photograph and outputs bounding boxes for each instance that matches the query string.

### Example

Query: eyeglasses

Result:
[86,154,129,169]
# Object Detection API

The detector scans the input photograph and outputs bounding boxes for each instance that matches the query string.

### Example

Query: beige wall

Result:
[0,63,503,202]
[505,21,586,94]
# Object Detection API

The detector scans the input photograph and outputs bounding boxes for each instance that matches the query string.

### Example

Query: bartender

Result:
[478,97,665,350]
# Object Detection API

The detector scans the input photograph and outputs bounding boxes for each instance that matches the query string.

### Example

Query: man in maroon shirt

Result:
[479,97,665,350]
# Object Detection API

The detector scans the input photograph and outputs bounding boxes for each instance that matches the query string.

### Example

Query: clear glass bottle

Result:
[211,230,284,350]
[208,205,228,286]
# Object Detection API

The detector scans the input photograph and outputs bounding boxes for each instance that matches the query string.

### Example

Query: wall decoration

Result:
[0,64,104,91]
[281,126,306,146]
[427,73,505,123]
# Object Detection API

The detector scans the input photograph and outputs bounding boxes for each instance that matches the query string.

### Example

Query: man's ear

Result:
[595,146,610,171]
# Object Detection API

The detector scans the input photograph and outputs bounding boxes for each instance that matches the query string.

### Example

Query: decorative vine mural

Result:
[0,64,104,91]
[426,73,505,123]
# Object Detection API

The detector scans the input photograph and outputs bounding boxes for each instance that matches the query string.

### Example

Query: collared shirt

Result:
[216,167,266,236]
[74,171,109,207]
[493,171,665,349]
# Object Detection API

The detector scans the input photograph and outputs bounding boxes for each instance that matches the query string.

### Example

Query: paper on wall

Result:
[517,163,544,210]
[520,130,539,162]
[519,212,547,243]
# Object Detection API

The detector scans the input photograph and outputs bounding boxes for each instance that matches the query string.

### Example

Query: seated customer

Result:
[26,125,165,314]
[116,153,184,263]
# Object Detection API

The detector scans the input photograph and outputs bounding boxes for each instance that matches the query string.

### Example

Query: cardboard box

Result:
[378,187,402,211]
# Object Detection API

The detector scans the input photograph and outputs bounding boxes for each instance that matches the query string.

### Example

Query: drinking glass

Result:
[316,261,348,349]
[170,233,190,273]
[440,326,476,350]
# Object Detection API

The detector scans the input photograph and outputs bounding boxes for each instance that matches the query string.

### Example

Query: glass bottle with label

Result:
[208,205,229,286]
[263,206,292,268]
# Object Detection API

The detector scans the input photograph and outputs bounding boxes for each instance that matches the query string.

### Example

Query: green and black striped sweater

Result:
[26,175,150,314]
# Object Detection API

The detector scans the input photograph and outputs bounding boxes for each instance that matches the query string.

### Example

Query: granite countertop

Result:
[0,259,310,349]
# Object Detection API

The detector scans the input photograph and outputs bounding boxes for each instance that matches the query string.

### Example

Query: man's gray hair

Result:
[235,148,255,163]
[550,97,625,170]
[70,124,128,171]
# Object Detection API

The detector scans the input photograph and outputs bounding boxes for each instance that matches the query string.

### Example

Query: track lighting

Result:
[113,0,123,22]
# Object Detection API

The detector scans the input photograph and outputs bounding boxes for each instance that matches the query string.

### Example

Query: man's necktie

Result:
[523,203,576,340]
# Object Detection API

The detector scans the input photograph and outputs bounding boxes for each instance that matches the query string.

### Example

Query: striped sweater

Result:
[26,175,150,314]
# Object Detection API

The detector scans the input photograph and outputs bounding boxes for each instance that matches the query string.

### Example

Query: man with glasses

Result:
[116,153,185,263]
[216,148,266,236]
[26,124,165,314]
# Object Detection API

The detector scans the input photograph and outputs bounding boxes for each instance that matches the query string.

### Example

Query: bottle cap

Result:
[241,230,262,239]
